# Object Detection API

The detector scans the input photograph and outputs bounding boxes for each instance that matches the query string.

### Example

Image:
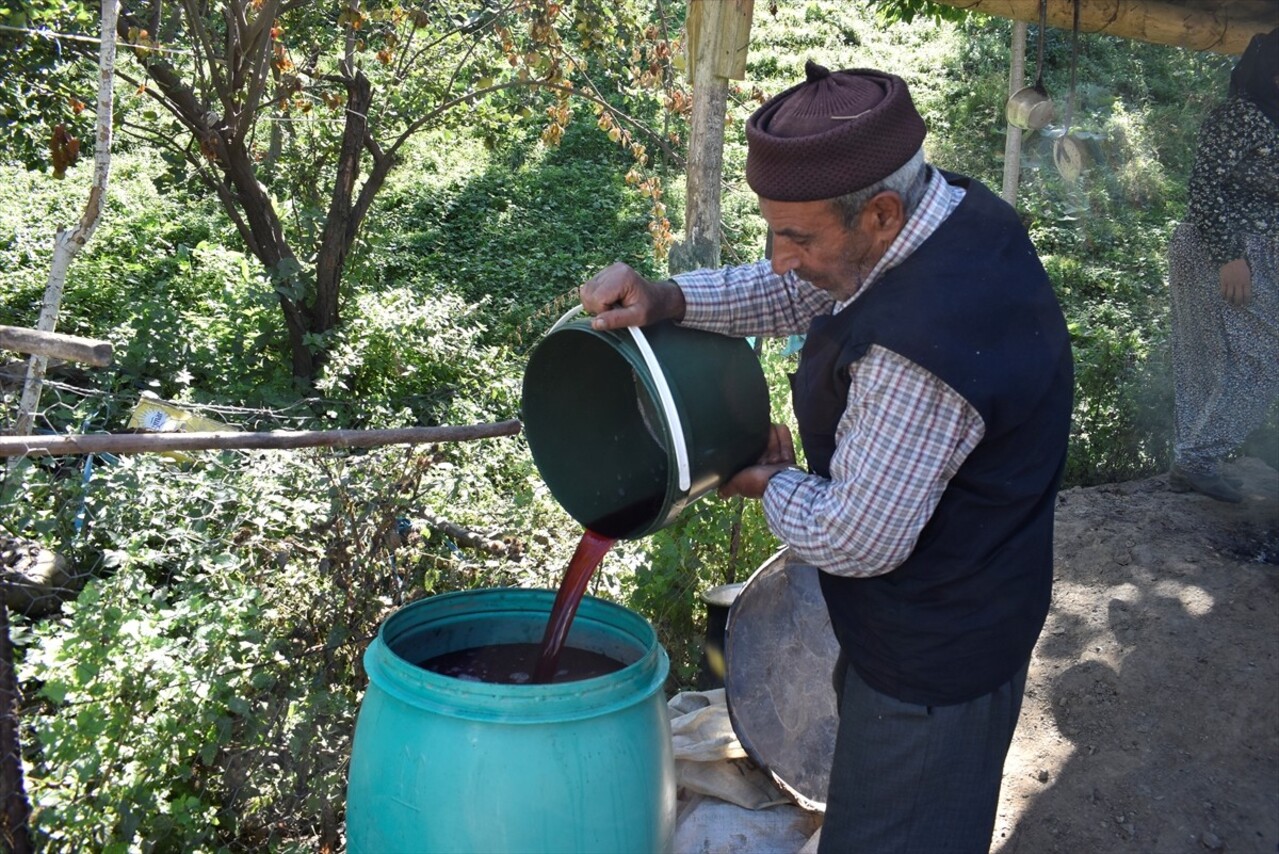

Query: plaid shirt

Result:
[674,167,985,577]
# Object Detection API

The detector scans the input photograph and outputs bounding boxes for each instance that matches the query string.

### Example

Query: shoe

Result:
[1168,465,1243,503]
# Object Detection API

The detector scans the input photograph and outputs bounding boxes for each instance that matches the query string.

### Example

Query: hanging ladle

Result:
[1053,0,1090,181]
[1006,0,1055,131]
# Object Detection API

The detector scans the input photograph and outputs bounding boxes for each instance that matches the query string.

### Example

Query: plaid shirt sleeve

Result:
[763,345,985,577]
[673,260,836,337]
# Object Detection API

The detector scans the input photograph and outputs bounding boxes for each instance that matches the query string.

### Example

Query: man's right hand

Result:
[579,262,686,331]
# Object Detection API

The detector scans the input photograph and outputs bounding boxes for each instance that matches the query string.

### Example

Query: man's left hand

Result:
[718,423,798,500]
[718,462,797,499]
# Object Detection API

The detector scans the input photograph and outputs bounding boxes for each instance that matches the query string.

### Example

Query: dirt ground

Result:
[992,455,1279,854]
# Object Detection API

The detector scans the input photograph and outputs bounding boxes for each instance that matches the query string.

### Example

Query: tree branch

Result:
[384,79,682,168]
[419,511,522,558]
[232,0,283,142]
[0,420,523,458]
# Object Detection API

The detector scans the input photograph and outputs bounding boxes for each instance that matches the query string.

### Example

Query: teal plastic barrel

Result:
[346,589,676,853]
[521,318,770,539]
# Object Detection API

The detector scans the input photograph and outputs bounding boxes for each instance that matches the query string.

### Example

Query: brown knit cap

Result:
[746,61,927,202]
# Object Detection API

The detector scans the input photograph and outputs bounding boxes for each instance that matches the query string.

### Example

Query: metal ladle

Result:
[1006,0,1055,131]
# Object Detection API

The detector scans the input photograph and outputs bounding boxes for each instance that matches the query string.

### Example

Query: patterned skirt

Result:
[1167,223,1278,473]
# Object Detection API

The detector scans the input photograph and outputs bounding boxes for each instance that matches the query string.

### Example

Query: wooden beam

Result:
[0,420,523,458]
[926,0,1278,55]
[0,326,113,367]
[1002,20,1028,206]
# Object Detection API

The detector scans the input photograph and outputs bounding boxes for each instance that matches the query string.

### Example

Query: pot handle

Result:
[547,304,691,492]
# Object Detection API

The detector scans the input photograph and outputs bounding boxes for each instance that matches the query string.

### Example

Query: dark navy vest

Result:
[792,173,1073,706]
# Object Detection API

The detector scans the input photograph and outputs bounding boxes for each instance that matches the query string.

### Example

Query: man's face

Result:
[758,197,881,302]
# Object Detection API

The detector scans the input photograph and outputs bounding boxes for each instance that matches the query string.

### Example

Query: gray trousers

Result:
[817,656,1028,854]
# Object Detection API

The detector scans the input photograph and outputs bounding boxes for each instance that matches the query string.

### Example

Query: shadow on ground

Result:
[995,456,1279,854]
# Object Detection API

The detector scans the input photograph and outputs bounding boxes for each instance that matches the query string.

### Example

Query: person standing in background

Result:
[1167,27,1279,502]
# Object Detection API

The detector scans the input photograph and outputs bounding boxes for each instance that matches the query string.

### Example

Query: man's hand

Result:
[718,423,799,500]
[1220,258,1252,307]
[579,262,686,330]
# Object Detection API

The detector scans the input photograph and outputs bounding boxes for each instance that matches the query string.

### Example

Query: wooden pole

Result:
[670,0,754,275]
[1002,20,1028,207]
[12,0,119,440]
[0,420,522,458]
[0,599,32,854]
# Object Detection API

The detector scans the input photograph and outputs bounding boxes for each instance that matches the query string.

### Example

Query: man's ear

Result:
[862,191,906,238]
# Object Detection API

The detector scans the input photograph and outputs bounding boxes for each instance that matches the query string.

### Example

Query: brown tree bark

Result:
[116,1,399,386]
[0,601,32,854]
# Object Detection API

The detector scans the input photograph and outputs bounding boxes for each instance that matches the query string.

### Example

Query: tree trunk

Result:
[213,134,317,381]
[0,600,31,854]
[313,71,373,339]
[672,70,726,273]
[9,0,118,451]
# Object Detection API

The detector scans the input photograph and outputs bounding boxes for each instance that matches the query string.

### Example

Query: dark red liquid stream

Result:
[532,529,616,683]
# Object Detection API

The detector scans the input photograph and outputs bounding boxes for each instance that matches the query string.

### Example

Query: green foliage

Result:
[866,0,971,26]
[15,439,578,849]
[0,0,98,173]
[25,570,258,850]
[629,495,782,686]
[1045,254,1172,484]
[315,285,520,425]
[367,122,660,338]
[0,155,295,408]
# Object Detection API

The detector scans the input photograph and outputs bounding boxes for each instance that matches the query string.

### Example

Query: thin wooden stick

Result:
[0,420,522,458]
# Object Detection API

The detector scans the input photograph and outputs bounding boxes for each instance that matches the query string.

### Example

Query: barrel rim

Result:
[363,588,669,723]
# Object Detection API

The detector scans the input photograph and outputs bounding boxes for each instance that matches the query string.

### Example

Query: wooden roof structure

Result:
[922,1,1278,56]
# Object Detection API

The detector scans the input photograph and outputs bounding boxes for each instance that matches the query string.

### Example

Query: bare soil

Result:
[993,455,1279,854]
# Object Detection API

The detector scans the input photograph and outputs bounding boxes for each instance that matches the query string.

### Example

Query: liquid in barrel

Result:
[420,642,623,684]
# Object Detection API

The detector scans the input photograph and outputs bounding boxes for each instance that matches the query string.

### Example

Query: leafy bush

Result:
[365,122,660,341]
[0,155,293,410]
[16,436,580,850]
[314,286,519,426]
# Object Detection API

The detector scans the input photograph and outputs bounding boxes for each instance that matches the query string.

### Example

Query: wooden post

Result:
[1002,20,1028,207]
[0,600,31,854]
[0,326,113,368]
[669,0,753,275]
